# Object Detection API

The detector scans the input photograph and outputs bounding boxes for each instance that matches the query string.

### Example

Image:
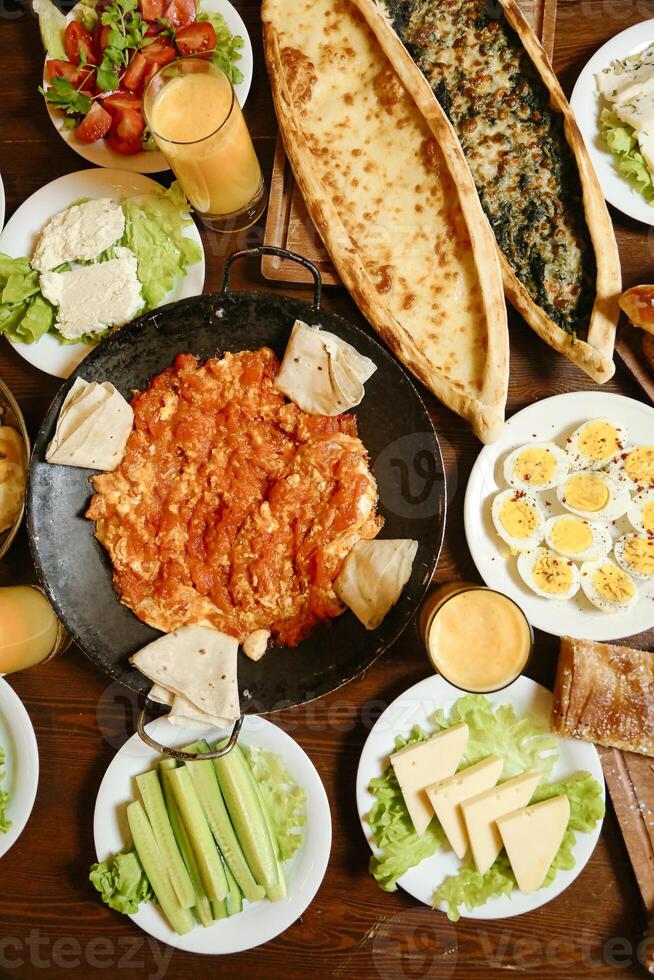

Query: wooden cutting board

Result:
[262,0,558,284]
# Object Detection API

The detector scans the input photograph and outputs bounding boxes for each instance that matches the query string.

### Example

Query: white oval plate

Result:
[464,390,654,641]
[356,674,604,920]
[571,20,654,225]
[0,168,205,379]
[94,715,331,953]
[0,678,39,860]
[43,0,254,174]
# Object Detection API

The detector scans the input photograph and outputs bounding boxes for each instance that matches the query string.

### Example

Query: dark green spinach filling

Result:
[384,0,595,338]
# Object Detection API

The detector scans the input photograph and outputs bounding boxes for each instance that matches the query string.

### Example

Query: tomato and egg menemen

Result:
[86,348,382,649]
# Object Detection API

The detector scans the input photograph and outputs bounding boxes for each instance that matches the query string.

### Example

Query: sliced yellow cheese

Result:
[426,755,504,859]
[390,723,468,835]
[461,770,541,874]
[497,795,570,894]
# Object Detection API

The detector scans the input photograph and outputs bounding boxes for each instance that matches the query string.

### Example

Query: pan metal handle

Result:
[221,246,322,311]
[136,702,244,760]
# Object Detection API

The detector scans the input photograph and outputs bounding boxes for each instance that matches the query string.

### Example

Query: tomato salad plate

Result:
[0,168,205,378]
[356,674,605,921]
[38,0,253,173]
[464,391,654,641]
[27,247,446,717]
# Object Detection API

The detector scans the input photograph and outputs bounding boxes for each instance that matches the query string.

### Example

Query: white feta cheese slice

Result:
[40,247,143,340]
[32,198,125,272]
[613,91,654,133]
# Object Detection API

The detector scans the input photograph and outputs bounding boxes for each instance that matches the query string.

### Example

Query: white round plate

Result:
[94,715,331,953]
[0,168,205,379]
[464,390,654,641]
[43,0,254,173]
[0,678,39,860]
[571,20,654,225]
[356,674,604,920]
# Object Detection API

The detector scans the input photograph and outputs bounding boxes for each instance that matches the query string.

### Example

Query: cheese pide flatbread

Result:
[262,0,508,443]
[354,0,621,383]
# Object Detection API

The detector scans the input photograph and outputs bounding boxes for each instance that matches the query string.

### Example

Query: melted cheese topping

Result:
[564,474,609,512]
[266,0,491,395]
[512,448,556,487]
[551,517,593,555]
[623,536,654,576]
[624,446,654,485]
[578,421,621,462]
[383,0,596,337]
[499,497,539,538]
[593,564,637,602]
[533,555,574,595]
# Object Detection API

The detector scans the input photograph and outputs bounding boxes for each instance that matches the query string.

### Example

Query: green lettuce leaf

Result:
[432,771,605,921]
[431,694,559,780]
[246,745,306,861]
[121,181,202,311]
[33,0,67,59]
[368,725,447,892]
[0,745,11,835]
[2,267,41,305]
[89,849,153,914]
[12,296,56,343]
[600,108,654,202]
[196,10,244,84]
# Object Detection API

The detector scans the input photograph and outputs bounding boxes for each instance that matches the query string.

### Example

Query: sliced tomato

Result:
[174,22,216,57]
[75,101,112,142]
[141,61,161,93]
[141,36,177,66]
[64,22,99,66]
[93,23,112,60]
[102,91,143,115]
[140,0,167,20]
[108,108,146,155]
[44,59,95,90]
[163,0,195,29]
[122,52,149,92]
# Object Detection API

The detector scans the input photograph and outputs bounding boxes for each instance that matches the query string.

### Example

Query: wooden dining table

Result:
[1,0,653,976]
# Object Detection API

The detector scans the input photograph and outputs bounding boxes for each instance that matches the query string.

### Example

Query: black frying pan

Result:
[27,247,446,715]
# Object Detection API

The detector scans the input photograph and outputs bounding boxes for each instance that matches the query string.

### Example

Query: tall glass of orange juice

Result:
[143,58,266,233]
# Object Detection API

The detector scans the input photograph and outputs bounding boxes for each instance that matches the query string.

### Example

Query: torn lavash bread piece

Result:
[335,539,418,630]
[131,625,241,730]
[275,319,377,415]
[46,377,133,471]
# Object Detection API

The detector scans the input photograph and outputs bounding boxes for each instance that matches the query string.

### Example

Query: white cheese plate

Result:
[464,390,654,641]
[0,168,205,378]
[43,0,254,174]
[94,715,331,953]
[356,674,604,920]
[571,20,654,225]
[0,678,40,860]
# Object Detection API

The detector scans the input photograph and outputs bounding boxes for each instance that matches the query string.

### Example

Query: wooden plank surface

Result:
[261,0,558,285]
[1,1,654,978]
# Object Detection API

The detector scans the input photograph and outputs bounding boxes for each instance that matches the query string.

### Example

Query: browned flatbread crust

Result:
[351,0,621,384]
[551,636,654,757]
[262,0,509,442]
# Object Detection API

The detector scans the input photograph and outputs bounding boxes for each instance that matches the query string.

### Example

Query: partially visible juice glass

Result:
[144,58,266,233]
[0,586,70,674]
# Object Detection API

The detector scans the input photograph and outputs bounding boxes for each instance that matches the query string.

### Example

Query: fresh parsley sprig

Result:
[96,0,151,93]
[39,76,92,116]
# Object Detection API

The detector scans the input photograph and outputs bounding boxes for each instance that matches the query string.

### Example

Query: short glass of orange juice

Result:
[0,586,71,675]
[143,58,266,233]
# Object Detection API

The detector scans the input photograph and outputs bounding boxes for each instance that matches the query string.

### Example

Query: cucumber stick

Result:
[222,855,243,915]
[159,763,212,928]
[211,899,228,920]
[126,801,194,935]
[167,766,228,903]
[234,745,288,902]
[186,751,265,903]
[212,742,279,895]
[136,770,195,910]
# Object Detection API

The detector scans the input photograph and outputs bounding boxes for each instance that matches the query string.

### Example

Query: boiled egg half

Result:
[607,444,654,491]
[544,515,612,562]
[517,548,580,600]
[580,558,639,613]
[556,471,630,521]
[565,418,626,470]
[491,489,545,552]
[628,488,654,536]
[503,442,568,492]
[614,533,654,582]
